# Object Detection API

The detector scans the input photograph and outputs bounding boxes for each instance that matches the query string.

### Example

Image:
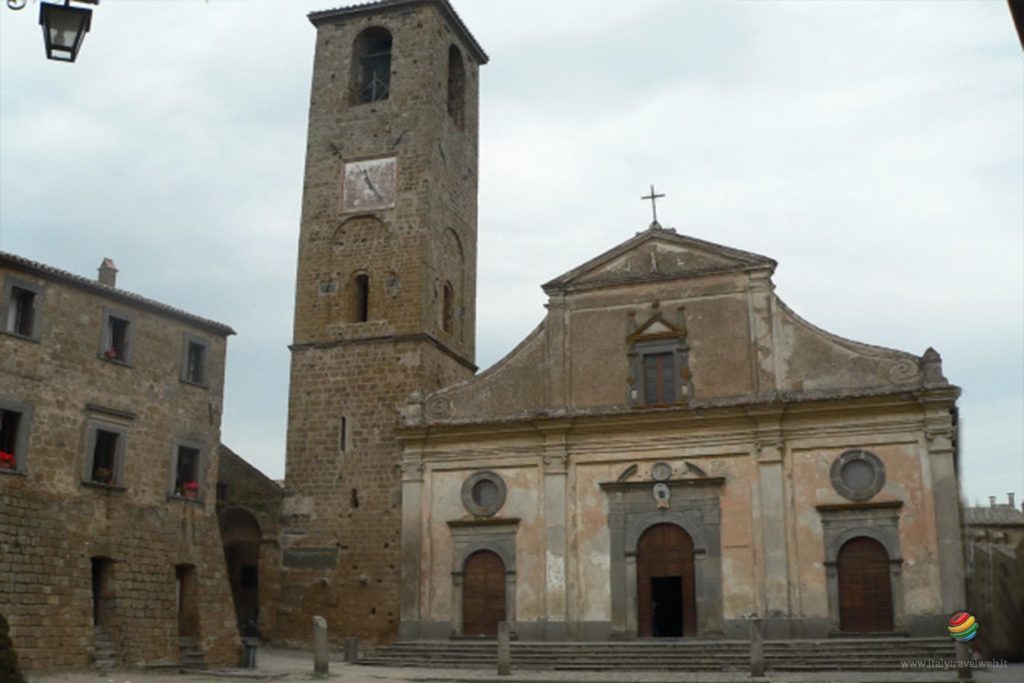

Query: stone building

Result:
[280,0,485,643]
[0,252,240,670]
[964,494,1024,660]
[281,0,966,647]
[397,225,965,641]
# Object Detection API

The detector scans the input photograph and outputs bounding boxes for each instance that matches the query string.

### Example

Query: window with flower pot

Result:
[0,398,32,474]
[100,309,134,364]
[3,277,43,341]
[84,422,127,487]
[172,443,202,499]
[180,333,209,386]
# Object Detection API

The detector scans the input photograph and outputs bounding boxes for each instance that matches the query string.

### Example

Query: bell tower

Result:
[281,0,486,642]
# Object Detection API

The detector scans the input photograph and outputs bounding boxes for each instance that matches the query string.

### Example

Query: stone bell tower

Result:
[280,0,486,643]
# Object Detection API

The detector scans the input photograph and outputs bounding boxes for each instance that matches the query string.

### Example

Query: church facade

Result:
[395,226,964,640]
[281,0,965,645]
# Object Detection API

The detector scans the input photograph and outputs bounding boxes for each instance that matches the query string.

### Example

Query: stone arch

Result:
[352,27,391,103]
[820,505,904,632]
[605,481,724,637]
[219,508,262,635]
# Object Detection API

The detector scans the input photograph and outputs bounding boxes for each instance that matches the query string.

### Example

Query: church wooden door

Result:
[463,550,506,637]
[637,523,696,637]
[837,536,893,632]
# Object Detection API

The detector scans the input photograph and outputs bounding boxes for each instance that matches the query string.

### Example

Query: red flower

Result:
[183,481,199,491]
[0,451,15,463]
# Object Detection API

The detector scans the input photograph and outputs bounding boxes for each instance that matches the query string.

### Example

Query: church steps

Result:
[356,637,955,671]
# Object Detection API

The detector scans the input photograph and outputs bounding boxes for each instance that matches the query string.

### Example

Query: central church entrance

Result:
[462,550,506,637]
[637,523,696,637]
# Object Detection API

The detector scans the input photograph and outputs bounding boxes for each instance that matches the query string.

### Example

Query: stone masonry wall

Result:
[0,261,239,671]
[281,0,482,645]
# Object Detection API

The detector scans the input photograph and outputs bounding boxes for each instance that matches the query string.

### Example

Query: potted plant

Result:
[104,348,119,359]
[93,467,112,484]
[0,450,15,470]
[182,480,199,499]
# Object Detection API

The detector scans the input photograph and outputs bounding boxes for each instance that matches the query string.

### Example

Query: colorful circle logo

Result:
[947,611,978,642]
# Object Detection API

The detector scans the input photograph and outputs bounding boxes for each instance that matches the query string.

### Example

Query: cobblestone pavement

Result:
[22,648,1023,683]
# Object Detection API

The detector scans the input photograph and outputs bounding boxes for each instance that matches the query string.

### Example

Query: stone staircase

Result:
[357,637,957,671]
[92,628,118,672]
[178,636,207,670]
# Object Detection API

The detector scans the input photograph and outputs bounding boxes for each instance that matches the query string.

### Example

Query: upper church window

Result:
[447,45,465,127]
[353,27,392,103]
[643,352,676,404]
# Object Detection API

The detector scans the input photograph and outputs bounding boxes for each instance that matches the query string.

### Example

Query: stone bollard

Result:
[312,616,329,676]
[344,636,359,663]
[497,621,511,676]
[955,641,973,682]
[749,616,765,678]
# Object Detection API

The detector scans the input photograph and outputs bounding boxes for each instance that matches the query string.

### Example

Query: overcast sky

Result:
[1,0,1020,506]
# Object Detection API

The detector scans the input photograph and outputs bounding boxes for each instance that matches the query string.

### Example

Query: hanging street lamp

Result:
[38,0,98,63]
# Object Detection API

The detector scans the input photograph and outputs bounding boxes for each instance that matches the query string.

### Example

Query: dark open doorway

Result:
[651,576,683,637]
[91,557,113,627]
[175,564,199,638]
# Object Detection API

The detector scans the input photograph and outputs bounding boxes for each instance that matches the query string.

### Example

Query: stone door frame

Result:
[448,519,518,637]
[818,502,904,633]
[602,478,725,638]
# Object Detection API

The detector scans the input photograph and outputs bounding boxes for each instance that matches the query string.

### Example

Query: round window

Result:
[461,471,507,517]
[830,450,885,501]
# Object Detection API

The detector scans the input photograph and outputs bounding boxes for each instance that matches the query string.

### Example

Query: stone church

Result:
[279,0,965,645]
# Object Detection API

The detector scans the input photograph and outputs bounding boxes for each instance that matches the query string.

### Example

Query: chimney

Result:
[1009,493,1016,509]
[98,258,118,287]
[988,496,996,507]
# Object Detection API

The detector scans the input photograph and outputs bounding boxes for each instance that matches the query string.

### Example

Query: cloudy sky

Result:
[1,0,1020,506]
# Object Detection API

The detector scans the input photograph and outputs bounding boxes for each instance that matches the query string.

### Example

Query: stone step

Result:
[356,637,956,671]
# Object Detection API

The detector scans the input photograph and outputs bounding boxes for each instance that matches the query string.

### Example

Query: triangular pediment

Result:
[543,224,775,295]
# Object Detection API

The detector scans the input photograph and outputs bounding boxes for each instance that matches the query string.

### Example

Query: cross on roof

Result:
[641,184,665,225]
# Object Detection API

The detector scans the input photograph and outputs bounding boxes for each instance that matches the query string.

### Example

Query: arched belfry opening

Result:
[447,44,466,127]
[353,27,392,103]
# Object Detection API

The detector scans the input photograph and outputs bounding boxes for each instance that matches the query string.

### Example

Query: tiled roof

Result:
[308,0,488,64]
[964,506,1024,527]
[0,251,235,336]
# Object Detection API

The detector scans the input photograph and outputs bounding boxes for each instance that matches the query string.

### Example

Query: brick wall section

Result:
[0,260,239,671]
[281,0,483,645]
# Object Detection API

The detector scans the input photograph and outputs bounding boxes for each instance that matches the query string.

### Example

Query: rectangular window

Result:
[0,408,23,472]
[91,430,120,485]
[643,352,676,405]
[3,278,43,341]
[216,482,228,504]
[6,287,36,337]
[186,342,206,384]
[180,334,210,386]
[339,416,347,452]
[174,445,201,497]
[105,317,129,361]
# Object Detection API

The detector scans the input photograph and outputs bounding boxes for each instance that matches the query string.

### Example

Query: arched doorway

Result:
[637,523,696,637]
[219,508,262,635]
[462,550,506,637]
[837,536,893,632]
